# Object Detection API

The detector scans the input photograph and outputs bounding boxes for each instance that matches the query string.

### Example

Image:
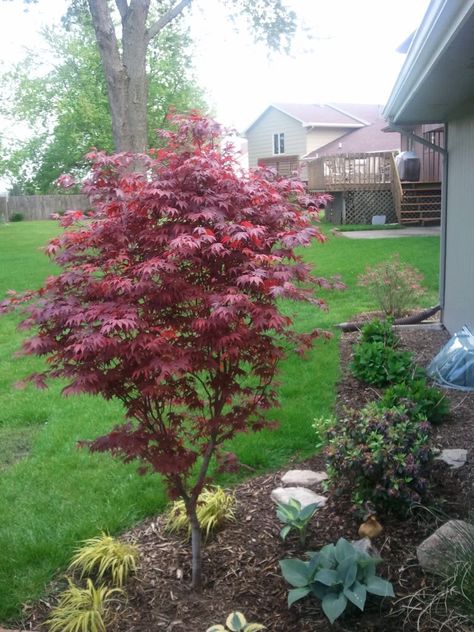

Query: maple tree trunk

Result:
[188,502,203,590]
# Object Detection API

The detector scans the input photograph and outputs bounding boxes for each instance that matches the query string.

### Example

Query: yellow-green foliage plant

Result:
[47,578,122,632]
[206,611,265,632]
[165,486,236,539]
[68,533,139,587]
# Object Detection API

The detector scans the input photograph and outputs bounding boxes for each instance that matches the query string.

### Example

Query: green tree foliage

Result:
[0,6,207,193]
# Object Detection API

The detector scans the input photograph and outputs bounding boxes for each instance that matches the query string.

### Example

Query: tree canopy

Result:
[0,4,207,193]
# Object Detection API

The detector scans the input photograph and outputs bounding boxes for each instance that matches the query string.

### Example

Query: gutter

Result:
[384,1,474,123]
[439,124,448,315]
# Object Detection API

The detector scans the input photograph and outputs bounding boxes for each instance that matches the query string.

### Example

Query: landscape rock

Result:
[435,448,467,469]
[417,519,474,574]
[271,486,327,509]
[281,469,328,486]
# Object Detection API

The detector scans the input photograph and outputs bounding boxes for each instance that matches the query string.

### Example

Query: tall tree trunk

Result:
[120,1,149,151]
[87,0,193,153]
[88,0,149,152]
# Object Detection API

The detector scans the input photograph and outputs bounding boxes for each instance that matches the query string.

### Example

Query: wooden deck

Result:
[307,152,394,191]
[307,151,441,225]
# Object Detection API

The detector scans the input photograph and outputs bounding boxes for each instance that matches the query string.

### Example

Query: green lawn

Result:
[0,221,440,622]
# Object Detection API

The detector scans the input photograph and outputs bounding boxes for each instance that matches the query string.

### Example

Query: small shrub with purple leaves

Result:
[326,403,432,514]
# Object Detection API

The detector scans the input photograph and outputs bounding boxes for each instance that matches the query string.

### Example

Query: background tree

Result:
[86,0,297,151]
[3,114,332,589]
[0,4,207,192]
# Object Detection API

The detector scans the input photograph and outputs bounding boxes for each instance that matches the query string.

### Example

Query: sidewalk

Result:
[339,226,440,239]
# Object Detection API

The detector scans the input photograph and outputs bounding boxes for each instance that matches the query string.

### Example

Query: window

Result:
[273,132,285,155]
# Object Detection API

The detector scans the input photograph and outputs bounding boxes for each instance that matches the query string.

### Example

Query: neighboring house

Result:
[384,0,474,334]
[245,103,398,179]
[245,103,406,225]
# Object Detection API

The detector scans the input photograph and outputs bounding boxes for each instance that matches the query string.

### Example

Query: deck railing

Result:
[307,151,394,191]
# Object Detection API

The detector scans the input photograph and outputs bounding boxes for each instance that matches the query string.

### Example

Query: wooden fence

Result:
[307,151,394,191]
[0,194,90,221]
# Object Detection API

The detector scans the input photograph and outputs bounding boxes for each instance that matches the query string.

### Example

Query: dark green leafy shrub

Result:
[10,212,24,222]
[360,318,398,347]
[280,537,394,624]
[380,379,449,425]
[351,341,414,386]
[326,403,432,513]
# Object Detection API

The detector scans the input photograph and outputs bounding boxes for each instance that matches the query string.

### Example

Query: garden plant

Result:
[326,403,433,513]
[280,537,394,624]
[357,253,426,318]
[0,113,333,591]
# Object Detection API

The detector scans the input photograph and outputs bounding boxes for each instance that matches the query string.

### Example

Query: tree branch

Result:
[146,0,193,43]
[115,0,130,21]
[88,0,123,73]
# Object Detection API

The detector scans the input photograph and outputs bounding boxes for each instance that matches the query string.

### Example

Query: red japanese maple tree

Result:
[3,114,334,588]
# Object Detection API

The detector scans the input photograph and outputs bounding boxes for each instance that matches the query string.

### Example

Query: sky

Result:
[0,0,431,135]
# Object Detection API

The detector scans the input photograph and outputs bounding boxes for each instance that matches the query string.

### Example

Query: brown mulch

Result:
[25,327,474,632]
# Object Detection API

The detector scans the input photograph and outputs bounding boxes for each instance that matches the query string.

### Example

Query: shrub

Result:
[10,212,24,222]
[360,318,398,347]
[313,415,335,451]
[380,379,449,425]
[326,403,432,513]
[68,533,139,587]
[47,578,122,632]
[280,537,394,624]
[164,486,236,540]
[276,498,320,545]
[206,612,265,632]
[357,254,426,318]
[351,341,414,387]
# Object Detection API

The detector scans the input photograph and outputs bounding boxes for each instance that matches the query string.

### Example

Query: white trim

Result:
[326,104,371,126]
[244,105,301,134]
[272,132,285,155]
[245,103,371,134]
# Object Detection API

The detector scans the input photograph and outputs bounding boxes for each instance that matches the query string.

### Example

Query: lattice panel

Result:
[344,190,396,224]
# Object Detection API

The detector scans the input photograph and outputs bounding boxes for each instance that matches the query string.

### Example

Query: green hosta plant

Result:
[68,533,139,587]
[47,578,122,632]
[206,611,265,632]
[280,538,394,624]
[276,498,320,545]
[165,486,236,540]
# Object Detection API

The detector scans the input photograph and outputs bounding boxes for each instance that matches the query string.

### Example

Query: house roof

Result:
[244,102,380,134]
[384,0,474,124]
[303,111,400,159]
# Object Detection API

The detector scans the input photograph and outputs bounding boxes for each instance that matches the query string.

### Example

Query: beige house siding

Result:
[305,127,349,155]
[247,108,306,167]
[443,112,474,333]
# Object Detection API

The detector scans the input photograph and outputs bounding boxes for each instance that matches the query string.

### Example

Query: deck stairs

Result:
[399,182,441,225]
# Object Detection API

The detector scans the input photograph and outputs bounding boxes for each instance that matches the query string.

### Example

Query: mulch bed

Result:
[25,327,474,632]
